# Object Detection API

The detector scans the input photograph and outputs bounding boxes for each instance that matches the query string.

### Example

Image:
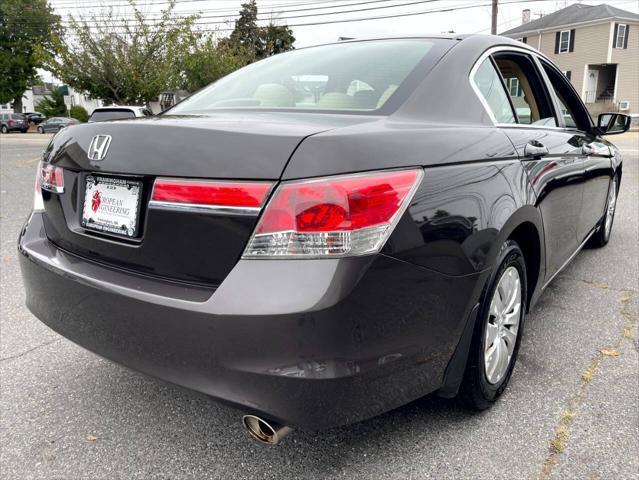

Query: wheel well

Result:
[508,222,541,310]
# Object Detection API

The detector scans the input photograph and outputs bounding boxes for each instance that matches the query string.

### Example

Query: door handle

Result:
[582,143,611,156]
[524,141,549,158]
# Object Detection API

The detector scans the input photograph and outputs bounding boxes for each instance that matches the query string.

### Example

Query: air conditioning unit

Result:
[618,100,630,111]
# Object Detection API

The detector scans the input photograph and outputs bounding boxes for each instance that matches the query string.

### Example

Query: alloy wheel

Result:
[484,266,522,385]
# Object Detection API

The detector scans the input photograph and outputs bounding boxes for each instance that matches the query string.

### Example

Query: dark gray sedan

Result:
[19,35,630,445]
[36,117,79,133]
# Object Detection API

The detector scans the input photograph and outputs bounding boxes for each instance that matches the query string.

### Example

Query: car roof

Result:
[93,106,145,111]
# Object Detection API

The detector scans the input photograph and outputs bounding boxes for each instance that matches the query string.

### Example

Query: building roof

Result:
[501,3,639,36]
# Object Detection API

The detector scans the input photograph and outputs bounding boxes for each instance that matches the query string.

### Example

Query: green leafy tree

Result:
[181,39,252,93]
[0,0,61,112]
[224,1,295,60]
[48,0,198,105]
[69,105,88,122]
[37,87,67,117]
[227,0,262,58]
[260,24,295,58]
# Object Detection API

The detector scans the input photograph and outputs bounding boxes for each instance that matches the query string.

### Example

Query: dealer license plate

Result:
[81,175,142,238]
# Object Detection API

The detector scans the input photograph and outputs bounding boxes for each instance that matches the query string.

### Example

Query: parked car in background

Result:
[88,106,153,122]
[25,112,46,125]
[36,117,79,133]
[19,35,630,446]
[0,113,28,133]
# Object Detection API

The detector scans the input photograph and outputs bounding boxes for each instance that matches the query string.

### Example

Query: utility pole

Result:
[491,0,498,35]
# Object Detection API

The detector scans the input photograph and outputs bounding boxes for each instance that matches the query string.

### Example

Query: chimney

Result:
[522,9,531,24]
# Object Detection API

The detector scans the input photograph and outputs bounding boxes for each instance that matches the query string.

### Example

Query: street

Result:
[1,132,637,479]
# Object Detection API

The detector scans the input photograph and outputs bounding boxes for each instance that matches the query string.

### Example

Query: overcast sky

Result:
[41,0,639,81]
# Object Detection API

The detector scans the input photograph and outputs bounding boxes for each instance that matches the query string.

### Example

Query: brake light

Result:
[37,161,64,193]
[243,168,423,258]
[150,178,273,213]
[8,119,13,126]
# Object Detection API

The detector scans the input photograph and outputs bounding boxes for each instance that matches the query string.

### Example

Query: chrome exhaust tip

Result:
[242,415,292,445]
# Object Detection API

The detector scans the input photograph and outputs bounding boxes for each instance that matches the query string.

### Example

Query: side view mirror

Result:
[596,112,631,135]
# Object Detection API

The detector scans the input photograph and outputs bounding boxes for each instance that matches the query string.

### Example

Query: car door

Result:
[45,118,59,132]
[537,59,613,243]
[484,50,587,281]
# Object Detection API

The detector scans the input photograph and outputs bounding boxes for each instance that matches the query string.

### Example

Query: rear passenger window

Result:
[473,58,516,124]
[493,53,556,126]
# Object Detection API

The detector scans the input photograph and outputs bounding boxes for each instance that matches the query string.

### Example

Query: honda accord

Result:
[19,35,630,444]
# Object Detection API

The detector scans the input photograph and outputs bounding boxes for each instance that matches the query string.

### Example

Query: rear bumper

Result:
[19,212,484,429]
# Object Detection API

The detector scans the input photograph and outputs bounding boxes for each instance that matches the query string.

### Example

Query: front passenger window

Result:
[493,53,556,126]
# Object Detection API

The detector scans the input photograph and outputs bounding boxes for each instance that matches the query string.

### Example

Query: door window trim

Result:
[469,45,590,133]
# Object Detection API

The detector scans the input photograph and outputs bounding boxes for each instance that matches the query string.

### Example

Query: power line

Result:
[11,0,442,26]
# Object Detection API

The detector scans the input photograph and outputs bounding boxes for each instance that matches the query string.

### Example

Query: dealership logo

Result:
[91,190,101,212]
[88,135,112,161]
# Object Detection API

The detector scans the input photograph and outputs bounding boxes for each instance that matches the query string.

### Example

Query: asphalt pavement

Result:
[1,132,637,480]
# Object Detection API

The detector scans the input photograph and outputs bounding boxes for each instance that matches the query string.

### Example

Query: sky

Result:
[40,0,639,81]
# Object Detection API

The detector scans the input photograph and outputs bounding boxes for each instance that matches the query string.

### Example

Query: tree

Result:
[225,0,295,60]
[0,0,61,112]
[69,105,88,122]
[227,0,262,59]
[37,87,67,117]
[181,39,252,93]
[48,0,197,105]
[260,24,295,58]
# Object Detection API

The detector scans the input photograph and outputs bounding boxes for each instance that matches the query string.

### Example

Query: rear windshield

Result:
[11,114,26,120]
[89,109,136,122]
[169,39,447,115]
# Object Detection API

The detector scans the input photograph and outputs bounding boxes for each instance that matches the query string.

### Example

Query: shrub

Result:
[69,105,88,122]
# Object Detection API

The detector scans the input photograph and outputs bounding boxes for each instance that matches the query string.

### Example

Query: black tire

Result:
[587,175,618,248]
[460,240,527,410]
[1,125,7,134]
[37,126,44,134]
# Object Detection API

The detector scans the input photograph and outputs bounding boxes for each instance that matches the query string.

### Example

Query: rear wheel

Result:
[1,125,7,134]
[460,240,527,410]
[588,176,618,248]
[37,126,44,134]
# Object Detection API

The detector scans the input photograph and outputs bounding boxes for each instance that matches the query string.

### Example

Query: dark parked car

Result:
[25,111,46,125]
[36,117,79,133]
[0,112,28,133]
[19,36,629,445]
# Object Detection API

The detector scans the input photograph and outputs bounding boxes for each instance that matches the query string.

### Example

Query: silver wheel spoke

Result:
[484,265,522,385]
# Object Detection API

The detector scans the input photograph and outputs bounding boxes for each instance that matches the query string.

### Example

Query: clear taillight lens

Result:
[37,161,64,193]
[243,168,423,258]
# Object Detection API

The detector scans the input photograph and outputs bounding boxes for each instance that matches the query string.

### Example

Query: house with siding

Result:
[501,3,639,115]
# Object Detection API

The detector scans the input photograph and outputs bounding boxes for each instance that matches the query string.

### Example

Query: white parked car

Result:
[88,106,153,122]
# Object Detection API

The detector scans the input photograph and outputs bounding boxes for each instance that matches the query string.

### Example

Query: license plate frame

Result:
[81,175,142,238]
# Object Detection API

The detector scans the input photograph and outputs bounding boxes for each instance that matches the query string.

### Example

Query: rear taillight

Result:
[150,178,274,214]
[37,161,64,193]
[243,168,423,258]
[8,119,13,126]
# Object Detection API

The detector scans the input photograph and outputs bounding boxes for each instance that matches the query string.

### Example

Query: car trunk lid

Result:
[39,112,375,286]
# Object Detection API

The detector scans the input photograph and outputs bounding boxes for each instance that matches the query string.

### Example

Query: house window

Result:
[615,24,627,48]
[563,71,572,81]
[559,30,571,53]
[508,78,521,97]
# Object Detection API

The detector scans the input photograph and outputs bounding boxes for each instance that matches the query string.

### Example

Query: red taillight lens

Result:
[244,168,423,258]
[37,161,64,193]
[151,178,273,212]
[8,119,13,126]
